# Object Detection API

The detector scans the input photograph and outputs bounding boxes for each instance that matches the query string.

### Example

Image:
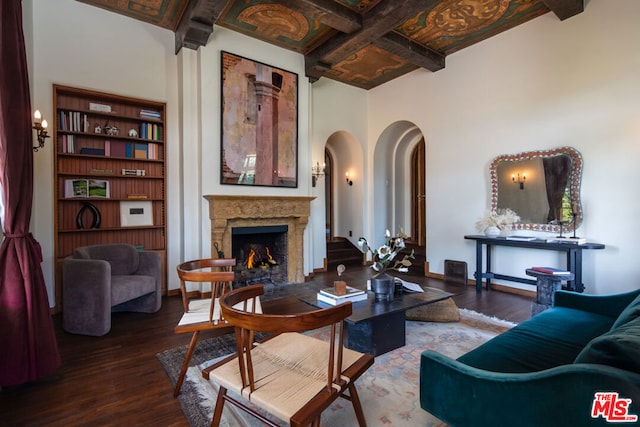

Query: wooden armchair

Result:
[173,258,238,397]
[202,284,374,427]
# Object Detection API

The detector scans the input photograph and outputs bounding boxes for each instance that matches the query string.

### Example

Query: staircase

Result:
[326,237,363,271]
[400,242,426,276]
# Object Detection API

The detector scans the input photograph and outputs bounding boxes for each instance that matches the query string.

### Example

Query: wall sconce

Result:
[512,172,526,190]
[345,172,353,186]
[311,161,326,187]
[33,110,49,152]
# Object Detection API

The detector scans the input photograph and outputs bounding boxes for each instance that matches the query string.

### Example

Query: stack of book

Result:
[530,266,571,275]
[140,109,161,120]
[316,286,367,306]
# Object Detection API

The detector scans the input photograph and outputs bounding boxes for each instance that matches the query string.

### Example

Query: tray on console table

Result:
[464,235,605,293]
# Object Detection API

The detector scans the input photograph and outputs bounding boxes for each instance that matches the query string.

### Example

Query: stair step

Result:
[326,237,363,270]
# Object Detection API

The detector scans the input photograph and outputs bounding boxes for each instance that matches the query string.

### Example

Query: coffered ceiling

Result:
[76,0,583,89]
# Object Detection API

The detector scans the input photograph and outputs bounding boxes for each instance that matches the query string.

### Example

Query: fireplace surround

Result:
[204,195,315,283]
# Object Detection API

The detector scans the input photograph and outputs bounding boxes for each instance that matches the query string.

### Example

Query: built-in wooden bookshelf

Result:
[53,84,167,311]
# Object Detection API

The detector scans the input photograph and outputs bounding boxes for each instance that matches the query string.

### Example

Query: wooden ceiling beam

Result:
[175,0,231,54]
[374,31,445,72]
[542,0,584,21]
[305,0,440,82]
[271,0,361,34]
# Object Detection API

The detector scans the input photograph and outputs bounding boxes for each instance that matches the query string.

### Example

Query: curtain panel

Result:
[0,0,60,386]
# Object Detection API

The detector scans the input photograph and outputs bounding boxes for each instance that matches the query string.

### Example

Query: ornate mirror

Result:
[490,147,582,232]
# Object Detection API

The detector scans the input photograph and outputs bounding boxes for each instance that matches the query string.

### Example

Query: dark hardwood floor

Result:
[0,266,533,426]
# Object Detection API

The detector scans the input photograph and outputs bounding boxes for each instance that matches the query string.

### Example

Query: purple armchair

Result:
[62,244,161,336]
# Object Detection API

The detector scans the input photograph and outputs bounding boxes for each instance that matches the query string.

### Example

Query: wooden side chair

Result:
[202,284,375,427]
[173,258,239,397]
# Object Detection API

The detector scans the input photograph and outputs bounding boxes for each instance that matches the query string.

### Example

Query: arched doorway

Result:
[372,122,425,243]
[410,138,426,246]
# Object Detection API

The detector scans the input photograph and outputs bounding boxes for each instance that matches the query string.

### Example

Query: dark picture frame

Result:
[220,51,298,187]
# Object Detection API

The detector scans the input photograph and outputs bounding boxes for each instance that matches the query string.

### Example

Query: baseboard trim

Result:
[425,271,536,298]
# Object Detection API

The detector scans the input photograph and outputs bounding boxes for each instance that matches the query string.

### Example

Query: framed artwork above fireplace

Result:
[220,51,298,188]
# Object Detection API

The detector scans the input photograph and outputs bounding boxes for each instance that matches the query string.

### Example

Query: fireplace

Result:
[232,225,288,286]
[204,195,315,283]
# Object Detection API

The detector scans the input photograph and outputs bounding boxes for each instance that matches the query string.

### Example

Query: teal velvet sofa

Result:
[420,289,640,426]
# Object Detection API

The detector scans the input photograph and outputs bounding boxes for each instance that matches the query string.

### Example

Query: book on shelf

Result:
[530,266,571,275]
[64,179,110,198]
[316,291,368,306]
[79,147,105,156]
[319,285,365,299]
[134,143,148,159]
[140,109,161,119]
[506,235,537,241]
[122,168,146,176]
[60,135,75,153]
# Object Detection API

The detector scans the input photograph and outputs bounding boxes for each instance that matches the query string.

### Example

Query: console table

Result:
[464,235,605,293]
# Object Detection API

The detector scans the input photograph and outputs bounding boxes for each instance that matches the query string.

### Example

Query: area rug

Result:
[157,309,515,427]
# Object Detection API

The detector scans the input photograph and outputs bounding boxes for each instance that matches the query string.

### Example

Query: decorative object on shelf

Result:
[76,202,101,229]
[128,128,138,138]
[32,109,49,151]
[345,171,353,186]
[120,201,153,227]
[106,125,119,136]
[483,226,501,237]
[94,123,102,134]
[311,161,326,187]
[89,102,111,113]
[511,172,526,189]
[475,208,520,237]
[358,229,414,301]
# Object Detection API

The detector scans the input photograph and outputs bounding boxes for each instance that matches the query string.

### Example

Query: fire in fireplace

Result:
[231,225,288,286]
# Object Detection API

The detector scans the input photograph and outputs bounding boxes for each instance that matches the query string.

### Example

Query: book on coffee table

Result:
[316,291,368,306]
[319,286,365,299]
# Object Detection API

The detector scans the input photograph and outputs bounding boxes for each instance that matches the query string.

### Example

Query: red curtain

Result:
[0,0,60,386]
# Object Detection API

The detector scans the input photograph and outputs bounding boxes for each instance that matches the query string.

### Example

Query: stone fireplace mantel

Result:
[204,195,315,283]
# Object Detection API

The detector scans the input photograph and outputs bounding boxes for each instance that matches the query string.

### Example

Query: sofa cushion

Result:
[574,317,640,374]
[611,293,640,330]
[457,307,615,373]
[111,275,156,306]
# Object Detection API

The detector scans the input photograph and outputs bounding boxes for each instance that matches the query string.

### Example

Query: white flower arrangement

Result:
[357,229,414,273]
[475,208,521,232]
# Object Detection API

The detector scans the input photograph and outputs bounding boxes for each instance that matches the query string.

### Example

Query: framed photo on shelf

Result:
[220,51,298,188]
[120,201,153,227]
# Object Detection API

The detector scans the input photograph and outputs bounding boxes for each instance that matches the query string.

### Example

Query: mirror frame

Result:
[490,147,583,232]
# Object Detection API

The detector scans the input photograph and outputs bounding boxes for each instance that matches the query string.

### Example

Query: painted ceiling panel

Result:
[75,0,581,89]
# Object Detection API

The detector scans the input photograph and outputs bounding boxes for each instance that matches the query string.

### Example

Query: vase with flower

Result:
[358,229,414,301]
[475,208,520,237]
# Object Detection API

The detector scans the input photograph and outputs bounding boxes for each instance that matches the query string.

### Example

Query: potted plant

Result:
[358,229,414,300]
[475,208,520,237]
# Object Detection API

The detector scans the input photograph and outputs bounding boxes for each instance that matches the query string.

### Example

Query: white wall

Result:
[27,0,177,305]
[311,79,368,250]
[366,0,640,294]
[26,0,639,304]
[26,0,320,303]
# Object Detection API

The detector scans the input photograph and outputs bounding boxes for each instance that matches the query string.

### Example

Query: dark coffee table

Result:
[300,286,454,356]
